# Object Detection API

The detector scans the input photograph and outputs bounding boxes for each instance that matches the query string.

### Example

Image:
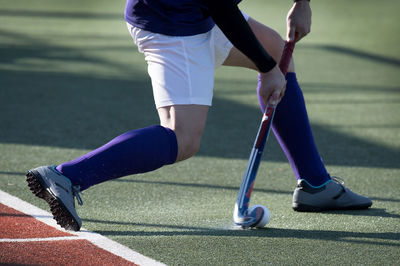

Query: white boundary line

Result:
[0,190,166,266]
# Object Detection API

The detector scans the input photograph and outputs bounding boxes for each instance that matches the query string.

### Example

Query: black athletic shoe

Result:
[26,166,83,231]
[292,177,372,212]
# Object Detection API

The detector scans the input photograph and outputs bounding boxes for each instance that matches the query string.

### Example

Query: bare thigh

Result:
[223,17,295,72]
[158,104,209,162]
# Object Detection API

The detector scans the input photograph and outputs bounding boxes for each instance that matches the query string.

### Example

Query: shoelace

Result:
[72,185,83,206]
[330,176,347,199]
[331,176,345,185]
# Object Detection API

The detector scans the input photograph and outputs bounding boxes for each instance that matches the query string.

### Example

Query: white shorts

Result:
[127,13,249,108]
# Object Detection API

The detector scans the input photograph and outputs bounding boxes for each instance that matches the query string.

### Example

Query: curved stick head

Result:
[233,203,267,228]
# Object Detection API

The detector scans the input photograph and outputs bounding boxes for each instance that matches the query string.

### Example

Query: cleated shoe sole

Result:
[26,166,82,231]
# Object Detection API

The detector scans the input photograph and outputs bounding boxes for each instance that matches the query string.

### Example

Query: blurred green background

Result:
[1,0,399,265]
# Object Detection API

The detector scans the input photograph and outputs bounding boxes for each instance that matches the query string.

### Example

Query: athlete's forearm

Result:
[205,0,276,73]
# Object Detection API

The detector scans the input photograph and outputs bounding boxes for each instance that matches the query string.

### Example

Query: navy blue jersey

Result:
[125,0,215,36]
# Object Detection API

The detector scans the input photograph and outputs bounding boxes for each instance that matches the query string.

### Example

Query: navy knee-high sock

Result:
[56,125,178,191]
[257,73,330,187]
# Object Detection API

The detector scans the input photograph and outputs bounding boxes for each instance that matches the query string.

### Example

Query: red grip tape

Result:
[279,41,295,75]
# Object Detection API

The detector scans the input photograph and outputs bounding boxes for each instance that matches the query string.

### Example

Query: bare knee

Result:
[158,105,208,162]
[174,126,203,161]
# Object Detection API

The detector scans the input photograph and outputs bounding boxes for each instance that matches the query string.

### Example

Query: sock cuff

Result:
[286,72,297,82]
[298,178,332,188]
[159,125,178,165]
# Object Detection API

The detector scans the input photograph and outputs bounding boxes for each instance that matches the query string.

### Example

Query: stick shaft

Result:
[233,41,295,226]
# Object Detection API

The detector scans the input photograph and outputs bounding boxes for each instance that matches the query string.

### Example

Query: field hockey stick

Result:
[233,41,295,228]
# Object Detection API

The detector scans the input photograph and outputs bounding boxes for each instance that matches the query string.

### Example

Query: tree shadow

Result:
[0,9,122,20]
[322,208,400,219]
[0,16,399,170]
[111,178,400,205]
[1,68,400,170]
[111,178,292,195]
[304,44,400,68]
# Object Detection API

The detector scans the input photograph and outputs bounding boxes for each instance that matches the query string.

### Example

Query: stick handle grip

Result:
[256,41,295,149]
[279,41,295,75]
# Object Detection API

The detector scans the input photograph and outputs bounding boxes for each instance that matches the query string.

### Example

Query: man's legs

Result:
[27,24,215,230]
[222,17,371,211]
[223,17,329,186]
[27,124,180,231]
[28,104,208,231]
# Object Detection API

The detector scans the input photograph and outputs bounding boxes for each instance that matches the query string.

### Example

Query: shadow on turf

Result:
[0,9,122,20]
[304,44,400,68]
[112,178,292,195]
[83,218,400,247]
[3,171,400,205]
[111,178,400,205]
[320,208,400,219]
[1,68,399,170]
[1,27,399,170]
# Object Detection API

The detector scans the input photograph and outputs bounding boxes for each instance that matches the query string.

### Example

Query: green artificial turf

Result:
[1,0,399,265]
